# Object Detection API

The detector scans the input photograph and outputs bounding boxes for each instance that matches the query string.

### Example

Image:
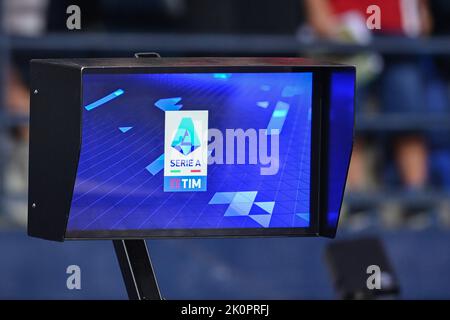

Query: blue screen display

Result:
[67,72,312,233]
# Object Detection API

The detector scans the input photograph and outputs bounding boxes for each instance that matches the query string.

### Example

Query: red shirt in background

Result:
[329,0,421,36]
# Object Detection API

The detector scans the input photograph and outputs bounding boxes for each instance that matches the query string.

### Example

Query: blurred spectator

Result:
[304,0,432,195]
[428,0,450,192]
[430,0,450,81]
[2,0,49,36]
[1,0,51,225]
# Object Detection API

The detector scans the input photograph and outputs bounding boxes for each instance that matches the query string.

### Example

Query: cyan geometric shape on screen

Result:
[266,101,289,135]
[209,192,236,205]
[225,201,252,217]
[257,101,269,108]
[155,97,183,111]
[118,126,133,133]
[209,192,274,227]
[249,214,272,228]
[171,117,201,156]
[84,89,124,111]
[209,191,257,216]
[273,109,288,118]
[296,213,310,227]
[145,154,165,175]
[224,203,245,217]
[282,85,302,97]
[213,73,231,80]
[233,191,257,204]
[254,201,275,214]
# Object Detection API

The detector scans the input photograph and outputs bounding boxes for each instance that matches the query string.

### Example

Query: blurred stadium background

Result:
[0,0,450,299]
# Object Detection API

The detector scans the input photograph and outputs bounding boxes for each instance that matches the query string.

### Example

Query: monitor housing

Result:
[28,57,355,241]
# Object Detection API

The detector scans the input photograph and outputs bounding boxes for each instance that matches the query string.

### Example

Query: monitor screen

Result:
[66,71,313,237]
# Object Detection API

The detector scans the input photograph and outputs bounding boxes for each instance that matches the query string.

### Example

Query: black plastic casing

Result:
[28,57,355,241]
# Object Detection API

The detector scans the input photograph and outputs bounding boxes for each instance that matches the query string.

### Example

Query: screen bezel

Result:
[65,66,324,239]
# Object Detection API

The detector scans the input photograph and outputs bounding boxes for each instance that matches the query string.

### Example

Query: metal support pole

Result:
[113,239,162,300]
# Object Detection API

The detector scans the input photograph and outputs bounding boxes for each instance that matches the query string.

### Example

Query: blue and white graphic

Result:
[267,101,290,135]
[84,89,124,111]
[155,97,183,111]
[164,111,208,192]
[67,72,312,232]
[170,117,201,155]
[118,126,133,133]
[209,191,277,228]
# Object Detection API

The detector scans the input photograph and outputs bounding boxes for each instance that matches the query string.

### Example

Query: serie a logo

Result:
[164,111,208,192]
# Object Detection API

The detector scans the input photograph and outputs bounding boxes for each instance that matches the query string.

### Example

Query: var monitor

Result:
[28,57,355,241]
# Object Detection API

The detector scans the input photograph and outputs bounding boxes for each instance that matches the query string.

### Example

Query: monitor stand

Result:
[113,240,162,300]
